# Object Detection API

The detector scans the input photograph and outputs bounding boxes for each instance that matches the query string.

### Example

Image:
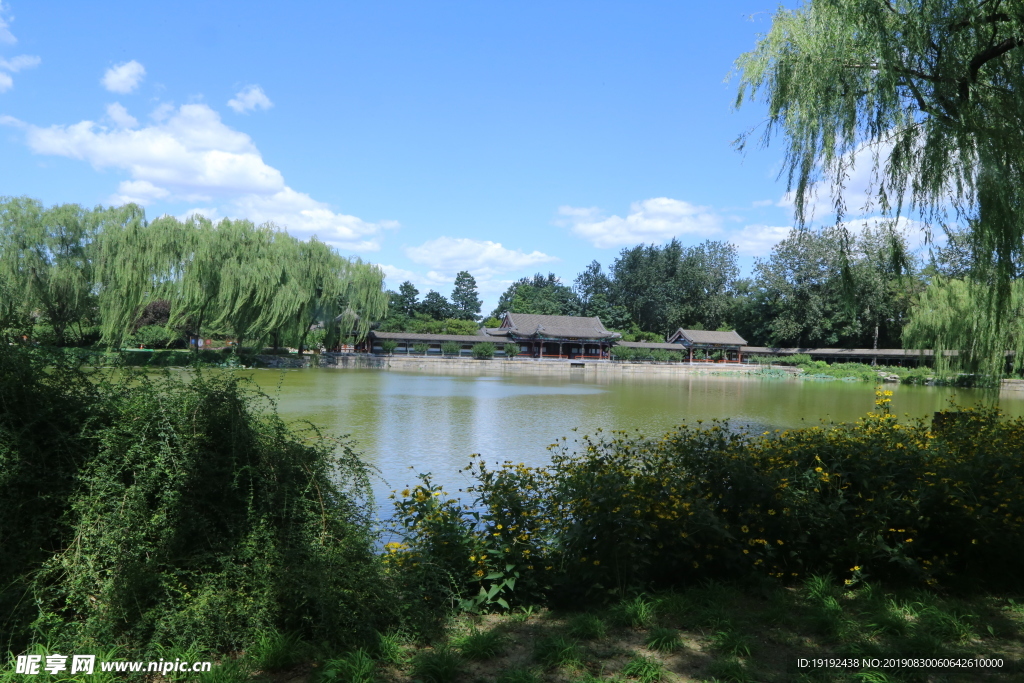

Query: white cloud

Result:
[105,102,138,129]
[102,60,146,93]
[730,224,793,257]
[0,53,37,71]
[2,102,395,252]
[230,187,396,251]
[0,2,17,44]
[404,237,557,279]
[227,85,273,113]
[111,179,170,205]
[558,197,722,248]
[0,4,41,93]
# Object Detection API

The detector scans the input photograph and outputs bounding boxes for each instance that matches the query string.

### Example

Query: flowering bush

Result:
[390,391,1024,608]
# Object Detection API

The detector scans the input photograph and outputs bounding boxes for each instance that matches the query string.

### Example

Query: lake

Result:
[238,367,1024,515]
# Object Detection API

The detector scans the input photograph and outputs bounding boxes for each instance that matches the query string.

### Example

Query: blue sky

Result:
[0,1,899,314]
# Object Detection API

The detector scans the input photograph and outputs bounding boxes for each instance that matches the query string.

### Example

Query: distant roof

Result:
[741,346,955,357]
[617,341,683,351]
[668,328,747,346]
[371,331,496,344]
[490,313,621,340]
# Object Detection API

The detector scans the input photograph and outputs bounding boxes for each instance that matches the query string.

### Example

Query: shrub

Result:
[413,342,430,356]
[130,324,179,349]
[395,391,1024,605]
[503,343,520,359]
[610,346,635,361]
[471,342,495,359]
[15,359,391,657]
[380,339,399,355]
[440,341,460,356]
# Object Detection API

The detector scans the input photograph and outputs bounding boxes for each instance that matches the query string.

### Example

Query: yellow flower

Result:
[593,560,600,566]
[401,489,411,497]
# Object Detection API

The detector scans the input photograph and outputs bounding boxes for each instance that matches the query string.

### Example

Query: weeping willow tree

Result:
[96,212,388,351]
[0,197,115,345]
[904,277,1024,376]
[735,1,1024,369]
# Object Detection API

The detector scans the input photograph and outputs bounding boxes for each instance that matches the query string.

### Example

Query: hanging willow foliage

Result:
[735,1,1024,342]
[96,212,388,350]
[904,278,1024,377]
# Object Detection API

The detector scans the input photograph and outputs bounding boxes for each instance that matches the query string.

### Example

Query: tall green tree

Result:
[420,290,454,320]
[749,228,858,347]
[609,239,739,336]
[450,270,482,321]
[97,214,387,351]
[735,0,1024,333]
[393,281,420,316]
[490,273,580,318]
[0,197,108,346]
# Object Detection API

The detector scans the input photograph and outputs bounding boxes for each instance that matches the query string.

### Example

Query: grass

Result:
[27,579,1011,683]
[410,647,462,683]
[496,667,543,683]
[568,613,609,640]
[319,649,375,683]
[453,626,507,660]
[644,626,682,653]
[622,654,665,682]
[612,595,657,629]
[247,630,301,672]
[370,629,405,665]
[534,634,585,669]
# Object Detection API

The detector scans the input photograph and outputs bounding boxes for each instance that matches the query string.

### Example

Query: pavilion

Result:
[482,312,621,359]
[665,328,748,362]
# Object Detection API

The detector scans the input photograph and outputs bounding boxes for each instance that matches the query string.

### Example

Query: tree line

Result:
[0,196,387,352]
[386,227,972,351]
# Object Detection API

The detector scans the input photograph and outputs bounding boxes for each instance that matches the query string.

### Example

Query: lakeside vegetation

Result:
[3,344,1024,681]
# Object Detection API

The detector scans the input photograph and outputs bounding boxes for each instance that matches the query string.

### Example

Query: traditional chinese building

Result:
[665,328,748,362]
[481,312,621,359]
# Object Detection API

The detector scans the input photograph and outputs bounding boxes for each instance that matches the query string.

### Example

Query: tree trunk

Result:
[872,323,879,366]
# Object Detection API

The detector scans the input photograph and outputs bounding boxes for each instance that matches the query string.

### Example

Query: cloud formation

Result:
[731,224,793,257]
[0,4,40,92]
[404,236,557,279]
[101,60,145,93]
[2,102,394,251]
[558,197,721,248]
[227,85,273,113]
[0,2,16,44]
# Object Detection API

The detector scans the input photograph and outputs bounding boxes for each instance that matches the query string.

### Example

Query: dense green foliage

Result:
[734,0,1024,367]
[0,197,387,352]
[471,342,495,359]
[905,277,1024,377]
[390,395,1024,613]
[0,345,390,658]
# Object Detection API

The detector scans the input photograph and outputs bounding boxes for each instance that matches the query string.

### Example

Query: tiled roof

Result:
[668,329,747,346]
[617,341,683,351]
[741,346,954,357]
[498,313,620,340]
[371,331,498,343]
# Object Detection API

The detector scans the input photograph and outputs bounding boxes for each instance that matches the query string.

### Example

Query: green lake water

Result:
[235,367,1024,514]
